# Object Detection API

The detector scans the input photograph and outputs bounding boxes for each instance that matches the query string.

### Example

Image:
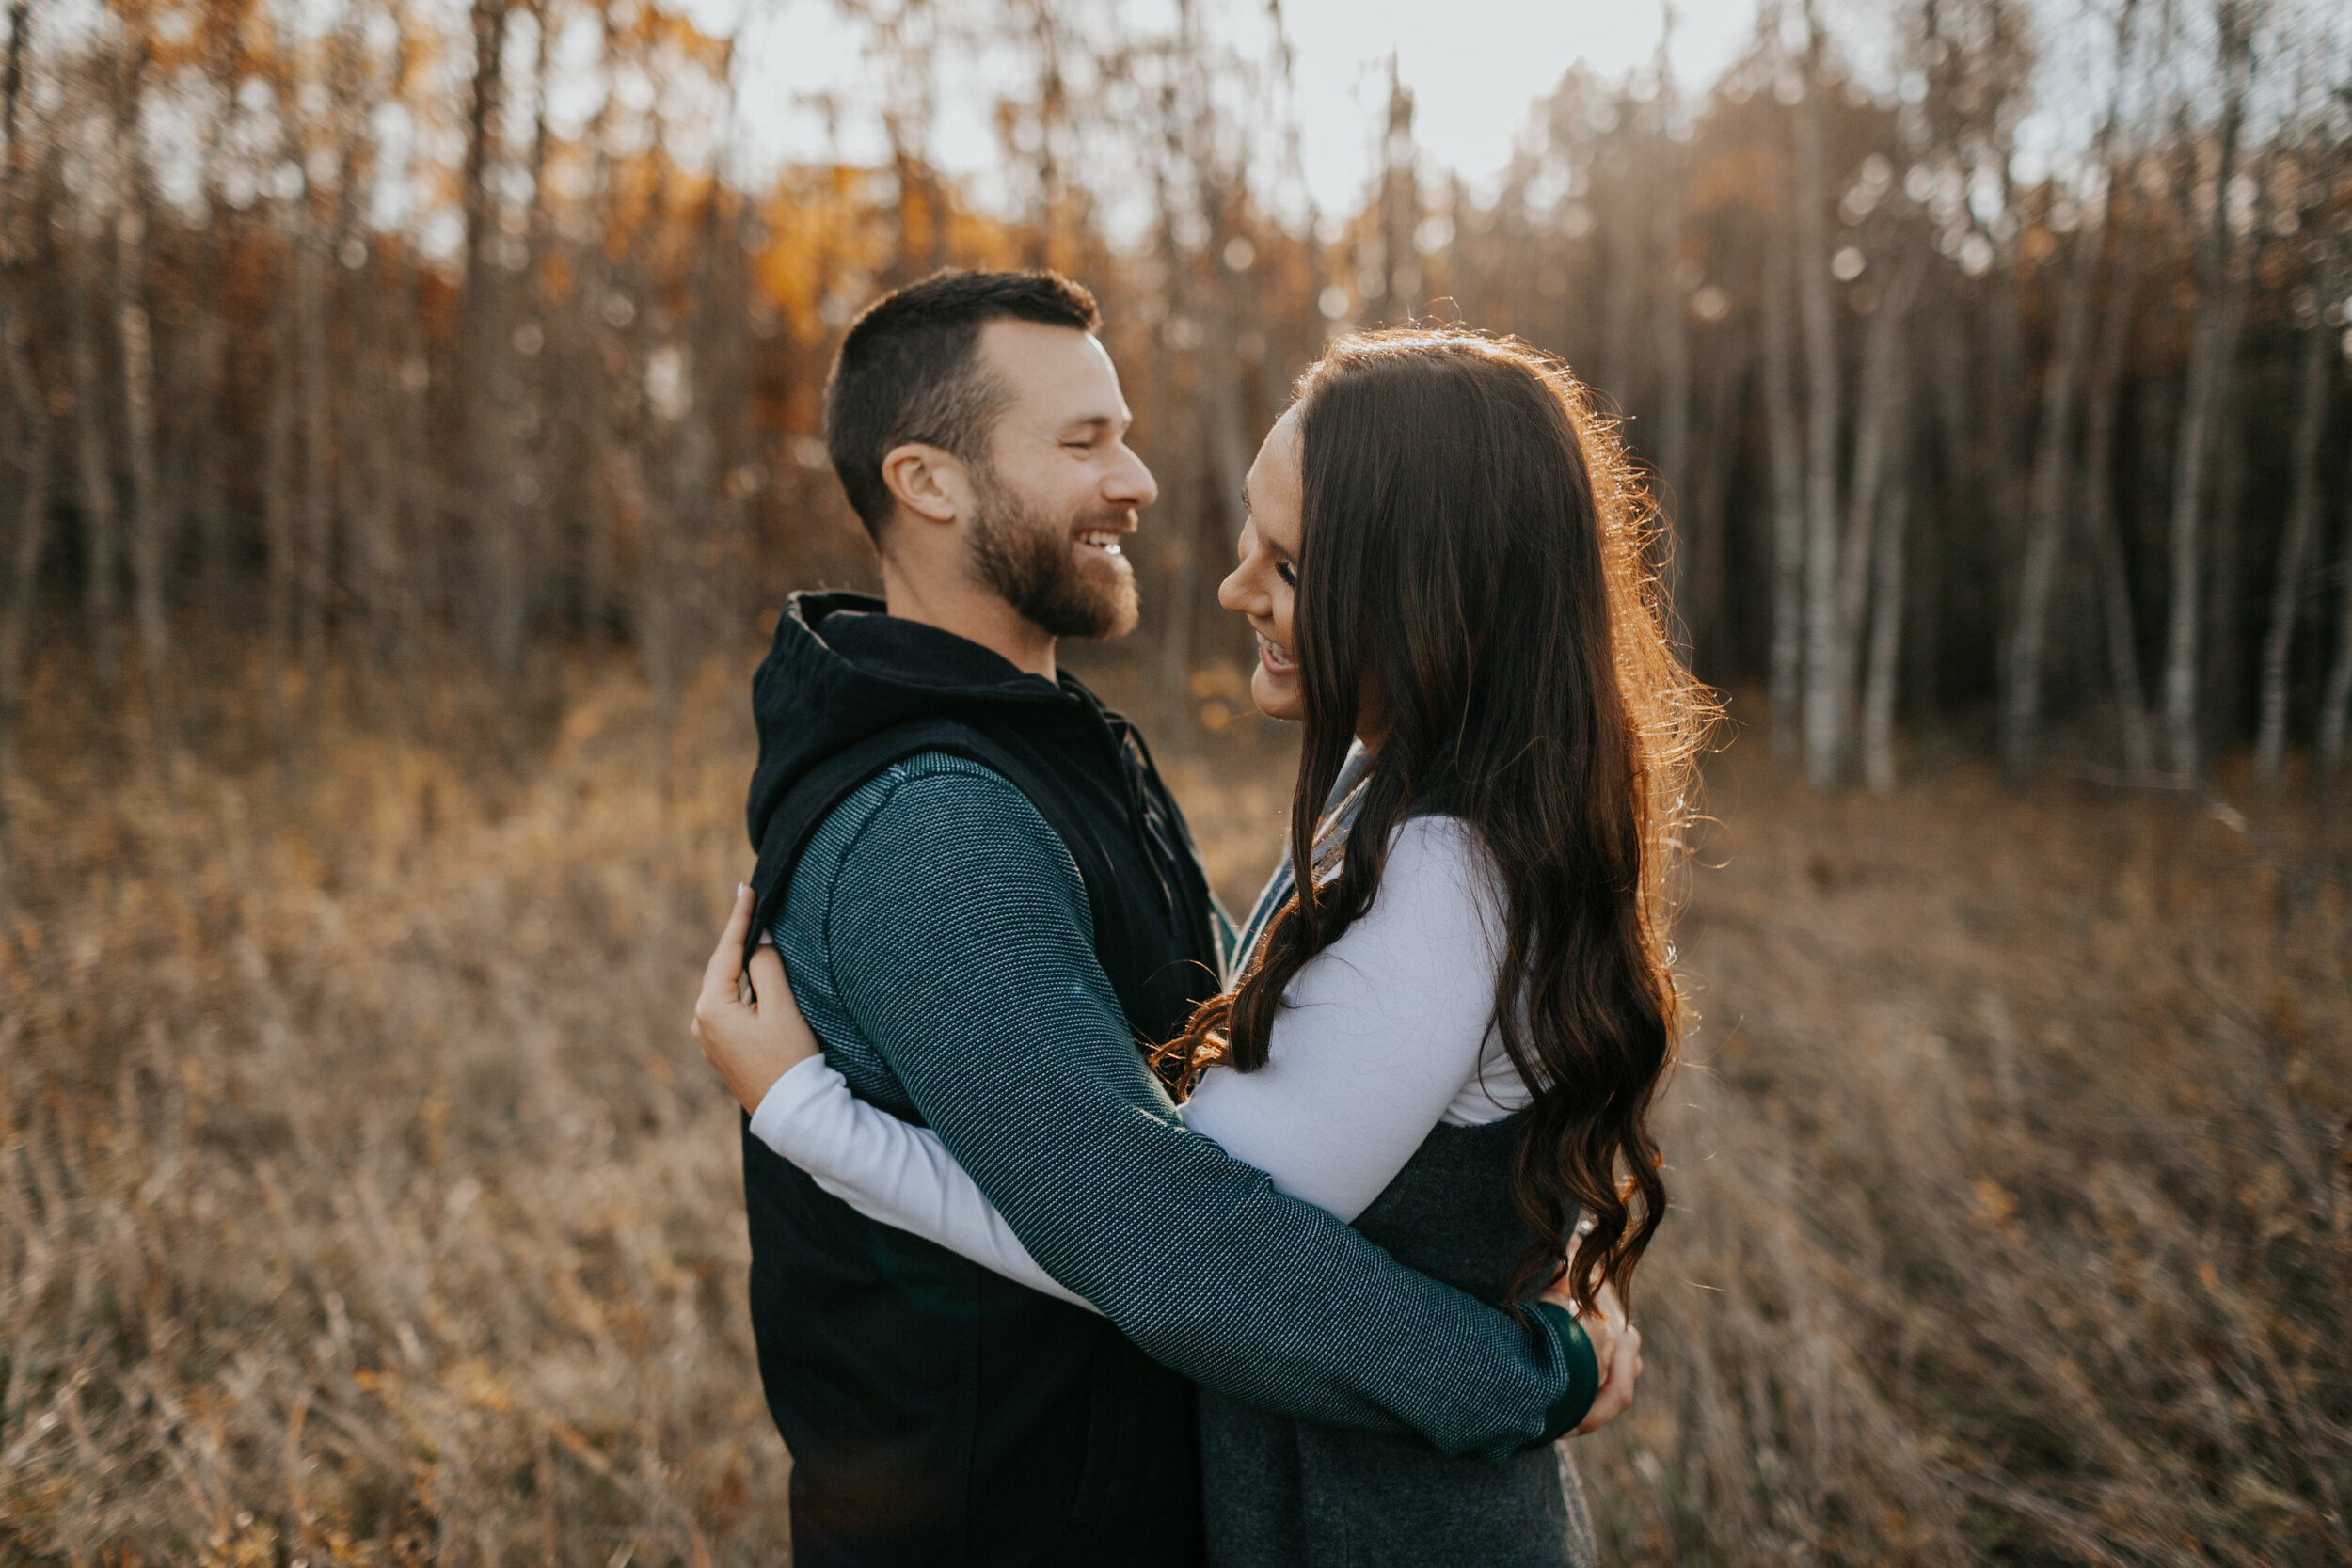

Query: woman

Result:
[696,328,1708,1564]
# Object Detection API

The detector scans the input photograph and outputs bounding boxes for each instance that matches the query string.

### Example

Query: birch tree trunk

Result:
[2253,300,2330,789]
[66,215,119,688]
[1762,228,1806,773]
[2161,5,2252,784]
[115,203,167,720]
[1980,170,2026,611]
[462,0,519,699]
[1831,254,1922,765]
[2162,278,2236,784]
[104,32,168,748]
[1862,381,1912,795]
[2000,170,2107,778]
[1792,41,1846,789]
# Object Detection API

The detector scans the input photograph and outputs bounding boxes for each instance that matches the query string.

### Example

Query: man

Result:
[728,271,1598,1565]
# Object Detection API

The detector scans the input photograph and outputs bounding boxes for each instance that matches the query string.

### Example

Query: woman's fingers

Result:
[1613,1323,1643,1388]
[1576,1308,1615,1387]
[1576,1323,1643,1434]
[701,885,754,998]
[745,942,787,1009]
[694,885,756,1047]
[690,883,819,1114]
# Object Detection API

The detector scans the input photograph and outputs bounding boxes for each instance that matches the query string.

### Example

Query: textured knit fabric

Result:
[773,751,1586,1459]
[1200,1115,1597,1568]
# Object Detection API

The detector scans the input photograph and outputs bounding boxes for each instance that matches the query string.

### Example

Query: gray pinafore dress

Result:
[1204,748,1598,1568]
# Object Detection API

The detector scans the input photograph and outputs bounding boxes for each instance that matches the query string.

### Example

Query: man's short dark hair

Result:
[824,269,1102,539]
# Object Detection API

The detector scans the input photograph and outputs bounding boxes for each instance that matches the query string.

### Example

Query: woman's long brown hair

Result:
[1171,328,1713,1315]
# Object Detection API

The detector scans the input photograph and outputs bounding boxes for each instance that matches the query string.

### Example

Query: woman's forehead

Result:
[1249,410,1304,488]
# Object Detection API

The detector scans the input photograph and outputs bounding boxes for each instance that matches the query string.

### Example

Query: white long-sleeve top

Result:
[748,814,1530,1315]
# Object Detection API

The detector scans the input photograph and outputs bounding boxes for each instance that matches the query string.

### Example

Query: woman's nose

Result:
[1217,562,1255,616]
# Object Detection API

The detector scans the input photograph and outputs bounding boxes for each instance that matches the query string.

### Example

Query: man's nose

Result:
[1104,443,1157,511]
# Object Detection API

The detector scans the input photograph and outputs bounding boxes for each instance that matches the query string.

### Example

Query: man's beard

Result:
[967,476,1140,641]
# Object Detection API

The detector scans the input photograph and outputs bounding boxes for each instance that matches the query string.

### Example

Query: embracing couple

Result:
[690,268,1705,1566]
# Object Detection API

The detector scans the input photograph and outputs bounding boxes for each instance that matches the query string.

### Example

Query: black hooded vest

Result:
[739,593,1223,1566]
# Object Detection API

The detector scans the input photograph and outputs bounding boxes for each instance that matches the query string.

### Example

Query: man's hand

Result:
[692,885,824,1114]
[1539,1273,1644,1437]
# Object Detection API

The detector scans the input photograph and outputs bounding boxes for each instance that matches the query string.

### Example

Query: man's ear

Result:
[879,442,969,526]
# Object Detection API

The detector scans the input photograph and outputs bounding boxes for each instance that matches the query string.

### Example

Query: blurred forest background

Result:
[2,0,2349,1561]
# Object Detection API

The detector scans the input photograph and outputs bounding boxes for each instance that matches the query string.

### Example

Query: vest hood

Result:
[745,590,1087,858]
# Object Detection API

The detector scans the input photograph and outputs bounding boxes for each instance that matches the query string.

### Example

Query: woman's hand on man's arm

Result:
[692,884,825,1114]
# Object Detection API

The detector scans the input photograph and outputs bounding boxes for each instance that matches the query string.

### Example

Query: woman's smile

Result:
[1217,404,1309,721]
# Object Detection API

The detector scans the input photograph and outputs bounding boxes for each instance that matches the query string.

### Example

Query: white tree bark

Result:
[65,215,119,687]
[462,0,519,696]
[1829,252,1923,773]
[1792,39,1845,789]
[2000,186,2106,778]
[2161,5,2252,784]
[1862,389,1912,795]
[1762,226,1807,773]
[115,204,167,702]
[106,39,167,732]
[2162,279,2240,785]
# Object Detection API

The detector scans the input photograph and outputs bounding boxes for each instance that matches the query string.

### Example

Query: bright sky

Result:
[1268,0,1761,202]
[706,0,1766,215]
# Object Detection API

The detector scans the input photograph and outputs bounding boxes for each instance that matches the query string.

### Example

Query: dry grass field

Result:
[2,654,2346,1566]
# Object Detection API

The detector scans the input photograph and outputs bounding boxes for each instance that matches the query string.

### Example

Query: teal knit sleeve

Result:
[1533,1303,1602,1442]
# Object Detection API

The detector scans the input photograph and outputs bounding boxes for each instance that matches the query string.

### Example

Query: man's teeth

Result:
[1077,531,1123,556]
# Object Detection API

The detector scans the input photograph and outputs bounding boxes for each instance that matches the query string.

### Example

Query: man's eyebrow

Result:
[1240,482,1252,513]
